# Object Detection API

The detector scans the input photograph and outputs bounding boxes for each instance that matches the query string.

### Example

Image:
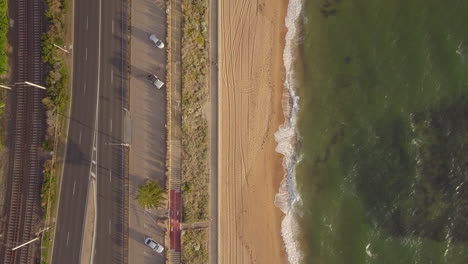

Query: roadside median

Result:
[40,0,73,263]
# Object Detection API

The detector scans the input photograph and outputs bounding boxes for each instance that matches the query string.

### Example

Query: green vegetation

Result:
[181,0,209,223]
[136,180,165,210]
[40,1,70,264]
[0,0,8,74]
[40,160,57,217]
[42,0,69,130]
[40,161,57,264]
[181,229,209,264]
[40,0,69,217]
[42,3,69,112]
[40,230,51,264]
[0,0,9,151]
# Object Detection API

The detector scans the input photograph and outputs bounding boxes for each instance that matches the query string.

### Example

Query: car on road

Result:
[149,34,165,49]
[144,237,164,254]
[147,74,165,89]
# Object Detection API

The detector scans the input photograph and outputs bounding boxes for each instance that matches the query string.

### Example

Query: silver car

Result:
[144,237,164,254]
[149,34,165,49]
[147,74,164,89]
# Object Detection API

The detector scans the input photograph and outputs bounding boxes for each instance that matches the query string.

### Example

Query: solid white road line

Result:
[90,0,103,263]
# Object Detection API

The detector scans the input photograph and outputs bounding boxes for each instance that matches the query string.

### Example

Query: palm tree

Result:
[136,180,164,209]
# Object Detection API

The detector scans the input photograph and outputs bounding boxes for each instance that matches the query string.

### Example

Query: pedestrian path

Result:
[169,251,181,263]
[168,0,183,261]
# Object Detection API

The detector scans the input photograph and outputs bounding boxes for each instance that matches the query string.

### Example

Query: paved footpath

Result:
[167,0,183,261]
[128,0,167,263]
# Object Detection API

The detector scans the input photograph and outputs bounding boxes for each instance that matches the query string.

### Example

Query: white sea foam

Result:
[274,0,303,263]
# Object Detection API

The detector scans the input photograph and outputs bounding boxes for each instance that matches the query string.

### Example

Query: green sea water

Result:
[295,0,468,263]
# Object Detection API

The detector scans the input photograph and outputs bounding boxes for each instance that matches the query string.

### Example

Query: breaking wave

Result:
[274,0,303,263]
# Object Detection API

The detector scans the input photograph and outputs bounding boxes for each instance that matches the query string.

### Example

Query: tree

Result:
[136,180,164,209]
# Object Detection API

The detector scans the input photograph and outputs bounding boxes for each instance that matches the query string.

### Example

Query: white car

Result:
[149,34,165,49]
[147,74,165,89]
[144,237,164,254]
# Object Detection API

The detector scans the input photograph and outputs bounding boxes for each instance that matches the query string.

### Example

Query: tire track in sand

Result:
[219,0,288,263]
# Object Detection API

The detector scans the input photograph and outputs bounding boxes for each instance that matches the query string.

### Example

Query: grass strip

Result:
[180,0,209,223]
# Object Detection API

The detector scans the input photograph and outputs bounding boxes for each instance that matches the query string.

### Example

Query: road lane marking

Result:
[109,170,112,182]
[112,19,114,34]
[84,83,87,95]
[66,232,70,246]
[111,69,113,84]
[109,219,111,234]
[110,118,112,132]
[78,130,82,144]
[90,0,103,262]
[73,181,76,195]
[86,16,89,30]
[85,48,88,61]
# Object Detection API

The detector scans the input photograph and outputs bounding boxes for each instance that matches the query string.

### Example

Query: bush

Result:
[42,0,70,113]
[41,0,70,158]
[136,180,165,210]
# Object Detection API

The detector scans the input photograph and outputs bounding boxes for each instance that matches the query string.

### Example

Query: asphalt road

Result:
[52,0,128,263]
[93,0,128,262]
[52,0,100,262]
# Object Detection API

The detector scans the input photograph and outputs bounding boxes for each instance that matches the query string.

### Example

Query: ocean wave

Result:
[274,0,303,263]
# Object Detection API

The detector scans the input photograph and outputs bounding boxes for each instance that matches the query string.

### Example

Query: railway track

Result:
[1,0,45,263]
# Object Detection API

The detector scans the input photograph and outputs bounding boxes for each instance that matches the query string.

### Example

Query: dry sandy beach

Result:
[219,0,288,262]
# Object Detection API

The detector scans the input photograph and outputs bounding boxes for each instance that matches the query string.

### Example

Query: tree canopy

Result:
[136,180,164,210]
